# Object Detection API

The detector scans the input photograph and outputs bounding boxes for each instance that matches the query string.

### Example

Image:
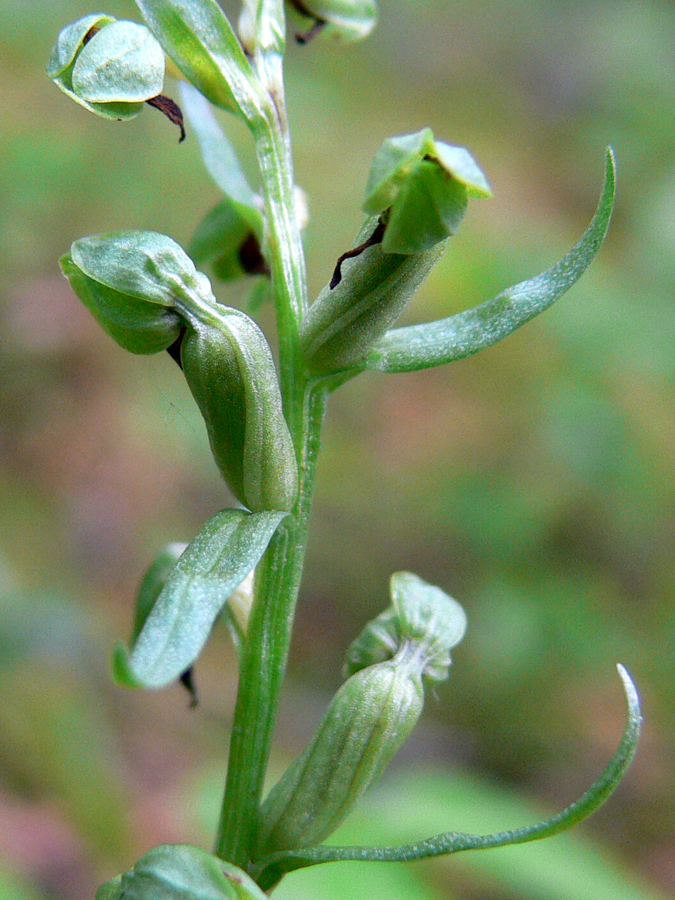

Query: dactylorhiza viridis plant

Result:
[48,2,641,898]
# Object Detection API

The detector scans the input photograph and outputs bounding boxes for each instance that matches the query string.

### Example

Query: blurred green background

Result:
[1,0,674,898]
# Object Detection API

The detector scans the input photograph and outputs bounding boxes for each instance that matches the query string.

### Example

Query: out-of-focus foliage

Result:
[0,0,673,898]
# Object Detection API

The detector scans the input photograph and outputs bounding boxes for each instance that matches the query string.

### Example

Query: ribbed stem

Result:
[215,383,326,868]
[214,41,325,870]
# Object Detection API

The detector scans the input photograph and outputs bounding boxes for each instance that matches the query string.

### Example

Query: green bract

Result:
[47,15,165,120]
[365,149,616,373]
[254,667,641,892]
[129,542,187,644]
[180,309,298,513]
[301,217,446,373]
[255,572,466,857]
[114,509,286,689]
[286,0,378,42]
[134,0,267,123]
[96,844,269,900]
[364,128,491,254]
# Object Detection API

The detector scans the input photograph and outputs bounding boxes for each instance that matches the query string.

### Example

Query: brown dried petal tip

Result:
[146,94,186,142]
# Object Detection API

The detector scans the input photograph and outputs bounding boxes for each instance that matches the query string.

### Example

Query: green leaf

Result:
[365,148,616,373]
[71,20,165,103]
[252,664,640,890]
[113,508,285,689]
[179,81,263,234]
[96,845,269,900]
[134,0,266,121]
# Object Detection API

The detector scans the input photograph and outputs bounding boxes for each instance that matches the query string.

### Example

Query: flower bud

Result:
[344,571,467,683]
[180,311,298,513]
[364,128,492,254]
[47,16,165,122]
[300,216,445,373]
[60,231,211,354]
[255,572,467,856]
[255,653,424,856]
[286,0,378,43]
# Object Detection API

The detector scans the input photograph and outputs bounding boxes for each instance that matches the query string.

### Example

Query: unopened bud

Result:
[256,652,424,855]
[255,572,467,856]
[301,216,445,373]
[60,231,210,353]
[287,0,377,43]
[47,16,171,127]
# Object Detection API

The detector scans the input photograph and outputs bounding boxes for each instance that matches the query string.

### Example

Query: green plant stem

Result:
[215,382,327,869]
[252,94,308,390]
[215,61,323,871]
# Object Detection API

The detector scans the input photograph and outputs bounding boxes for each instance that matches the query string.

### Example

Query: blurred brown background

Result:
[1,1,674,898]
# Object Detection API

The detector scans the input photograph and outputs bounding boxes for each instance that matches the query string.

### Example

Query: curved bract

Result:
[365,148,616,373]
[252,665,641,891]
[113,509,286,689]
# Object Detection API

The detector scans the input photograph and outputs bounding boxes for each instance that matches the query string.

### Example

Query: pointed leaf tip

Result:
[365,149,616,373]
[252,663,640,890]
[118,509,286,689]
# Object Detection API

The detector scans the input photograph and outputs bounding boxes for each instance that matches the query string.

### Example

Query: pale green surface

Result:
[116,509,285,687]
[1,1,673,897]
